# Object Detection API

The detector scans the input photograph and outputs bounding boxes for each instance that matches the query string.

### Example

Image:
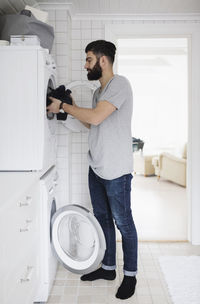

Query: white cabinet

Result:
[0,175,40,304]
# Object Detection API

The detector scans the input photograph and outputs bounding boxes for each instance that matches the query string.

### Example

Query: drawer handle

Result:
[18,196,32,207]
[18,202,29,207]
[20,266,34,283]
[20,220,32,232]
[20,227,29,232]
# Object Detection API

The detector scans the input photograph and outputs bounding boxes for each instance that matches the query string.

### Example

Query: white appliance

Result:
[62,80,98,132]
[35,166,106,303]
[0,46,57,172]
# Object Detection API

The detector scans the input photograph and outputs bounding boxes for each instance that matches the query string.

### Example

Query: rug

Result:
[159,256,200,304]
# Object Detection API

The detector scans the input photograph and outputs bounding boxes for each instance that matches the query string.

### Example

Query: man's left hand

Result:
[47,97,61,113]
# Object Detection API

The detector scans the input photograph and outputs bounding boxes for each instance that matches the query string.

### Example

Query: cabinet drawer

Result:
[3,183,39,263]
[5,246,39,304]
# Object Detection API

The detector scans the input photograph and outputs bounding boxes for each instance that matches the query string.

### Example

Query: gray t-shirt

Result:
[88,74,133,180]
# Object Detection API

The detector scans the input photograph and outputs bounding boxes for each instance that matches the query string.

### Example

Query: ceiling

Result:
[0,0,200,15]
[38,0,200,15]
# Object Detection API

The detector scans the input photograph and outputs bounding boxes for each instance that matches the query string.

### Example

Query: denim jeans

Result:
[89,167,138,276]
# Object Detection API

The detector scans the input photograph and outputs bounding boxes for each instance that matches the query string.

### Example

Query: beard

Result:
[87,60,102,80]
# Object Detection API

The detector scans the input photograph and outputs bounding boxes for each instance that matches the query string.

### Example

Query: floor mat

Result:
[159,256,200,304]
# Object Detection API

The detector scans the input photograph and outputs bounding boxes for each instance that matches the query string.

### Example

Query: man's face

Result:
[84,51,102,80]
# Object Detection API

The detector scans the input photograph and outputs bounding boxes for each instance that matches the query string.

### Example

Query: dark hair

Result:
[85,40,116,64]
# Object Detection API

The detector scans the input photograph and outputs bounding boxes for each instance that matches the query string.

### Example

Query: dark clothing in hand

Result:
[46,85,72,120]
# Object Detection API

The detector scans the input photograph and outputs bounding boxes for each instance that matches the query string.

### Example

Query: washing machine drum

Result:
[51,204,106,274]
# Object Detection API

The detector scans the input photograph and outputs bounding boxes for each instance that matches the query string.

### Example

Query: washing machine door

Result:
[51,204,106,274]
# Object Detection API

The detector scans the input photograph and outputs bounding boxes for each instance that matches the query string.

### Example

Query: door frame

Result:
[105,21,200,245]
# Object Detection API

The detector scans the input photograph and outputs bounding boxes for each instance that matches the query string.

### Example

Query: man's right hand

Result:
[47,97,61,113]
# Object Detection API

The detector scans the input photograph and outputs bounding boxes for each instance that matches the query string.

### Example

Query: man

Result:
[47,40,138,300]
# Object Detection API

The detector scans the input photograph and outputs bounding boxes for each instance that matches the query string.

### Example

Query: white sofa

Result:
[152,144,187,187]
[133,153,156,176]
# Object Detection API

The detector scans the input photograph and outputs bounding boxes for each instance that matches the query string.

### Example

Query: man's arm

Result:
[70,95,90,129]
[47,98,116,126]
[80,120,91,129]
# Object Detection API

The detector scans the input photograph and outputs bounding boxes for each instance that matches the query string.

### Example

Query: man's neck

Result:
[99,71,114,91]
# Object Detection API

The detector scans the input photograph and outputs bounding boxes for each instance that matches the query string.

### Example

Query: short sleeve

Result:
[92,88,100,108]
[99,77,128,110]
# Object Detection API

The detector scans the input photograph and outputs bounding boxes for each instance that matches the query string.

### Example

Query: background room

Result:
[117,37,188,241]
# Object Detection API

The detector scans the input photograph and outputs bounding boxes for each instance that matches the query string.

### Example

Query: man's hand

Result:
[47,97,61,113]
[70,94,76,107]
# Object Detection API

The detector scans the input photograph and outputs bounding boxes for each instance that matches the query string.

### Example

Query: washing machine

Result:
[0,45,57,172]
[62,80,98,132]
[35,166,106,303]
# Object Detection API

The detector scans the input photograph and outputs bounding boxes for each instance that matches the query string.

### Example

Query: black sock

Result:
[116,275,137,300]
[80,267,116,281]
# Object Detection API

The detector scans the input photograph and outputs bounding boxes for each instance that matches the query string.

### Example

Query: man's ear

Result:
[99,55,107,67]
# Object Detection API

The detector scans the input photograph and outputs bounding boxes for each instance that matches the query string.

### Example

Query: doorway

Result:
[105,21,200,244]
[117,37,188,241]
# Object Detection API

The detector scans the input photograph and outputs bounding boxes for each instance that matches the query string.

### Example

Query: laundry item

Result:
[47,85,73,120]
[0,9,54,51]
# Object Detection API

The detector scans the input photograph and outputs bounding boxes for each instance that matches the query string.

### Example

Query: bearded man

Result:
[47,40,138,300]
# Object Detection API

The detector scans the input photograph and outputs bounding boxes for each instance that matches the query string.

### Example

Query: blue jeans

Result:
[89,167,138,276]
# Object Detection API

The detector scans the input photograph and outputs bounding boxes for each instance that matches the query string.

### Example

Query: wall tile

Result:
[72,154,82,163]
[81,29,91,40]
[56,158,69,169]
[81,193,91,203]
[82,153,88,163]
[81,71,88,81]
[56,10,68,21]
[72,143,82,153]
[72,20,81,29]
[57,134,68,146]
[91,29,103,40]
[72,29,82,39]
[72,133,82,142]
[72,60,82,71]
[72,193,82,203]
[56,44,68,55]
[56,55,68,67]
[72,39,81,50]
[72,184,82,194]
[92,20,102,28]
[47,10,55,21]
[72,50,82,60]
[82,143,89,153]
[81,39,92,50]
[55,21,68,33]
[72,174,82,184]
[72,71,82,81]
[81,20,91,29]
[57,66,67,78]
[56,32,68,44]
[57,146,68,158]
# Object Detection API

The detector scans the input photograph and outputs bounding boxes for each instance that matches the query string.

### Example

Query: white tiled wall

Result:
[46,10,107,209]
[47,9,73,207]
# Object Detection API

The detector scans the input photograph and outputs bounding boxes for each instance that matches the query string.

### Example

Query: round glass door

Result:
[51,204,106,274]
